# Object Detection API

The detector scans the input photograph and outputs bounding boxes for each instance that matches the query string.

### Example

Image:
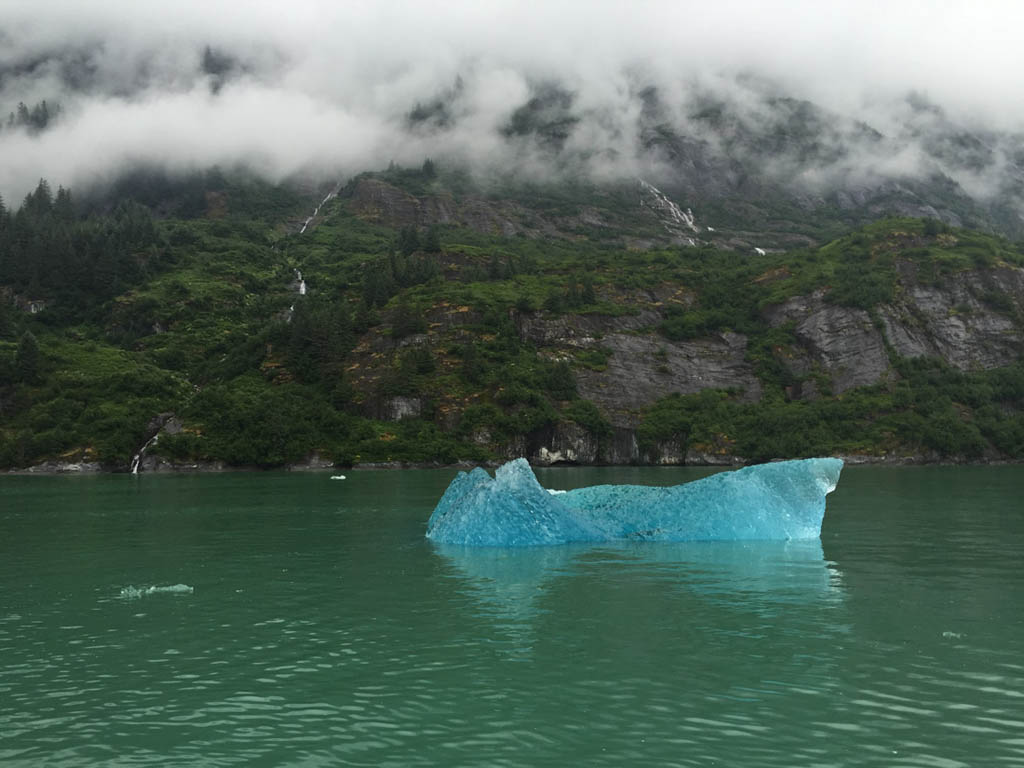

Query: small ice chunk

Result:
[120,584,194,599]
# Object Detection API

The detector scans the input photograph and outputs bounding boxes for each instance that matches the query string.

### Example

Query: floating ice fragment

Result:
[120,584,194,599]
[426,457,843,547]
[330,475,346,480]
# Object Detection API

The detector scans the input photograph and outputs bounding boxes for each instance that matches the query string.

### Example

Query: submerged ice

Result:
[426,458,843,547]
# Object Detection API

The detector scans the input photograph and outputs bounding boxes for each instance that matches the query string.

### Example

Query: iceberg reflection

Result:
[432,542,580,622]
[432,537,844,631]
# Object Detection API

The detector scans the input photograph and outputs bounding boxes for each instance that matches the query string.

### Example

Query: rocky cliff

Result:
[763,263,1024,397]
[517,311,761,425]
[343,231,1024,466]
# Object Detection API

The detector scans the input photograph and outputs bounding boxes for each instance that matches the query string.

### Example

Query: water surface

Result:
[2,466,1023,766]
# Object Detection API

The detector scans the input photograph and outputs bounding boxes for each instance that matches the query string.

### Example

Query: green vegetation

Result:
[637,357,1024,463]
[2,166,1024,470]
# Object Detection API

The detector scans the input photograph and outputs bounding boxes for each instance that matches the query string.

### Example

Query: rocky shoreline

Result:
[8,452,1021,475]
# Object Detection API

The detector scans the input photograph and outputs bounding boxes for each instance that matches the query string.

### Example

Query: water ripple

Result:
[2,469,1024,766]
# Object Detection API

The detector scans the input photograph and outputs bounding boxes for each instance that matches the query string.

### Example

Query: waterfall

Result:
[298,187,339,234]
[638,179,701,245]
[130,433,160,474]
[290,183,341,320]
[292,184,340,304]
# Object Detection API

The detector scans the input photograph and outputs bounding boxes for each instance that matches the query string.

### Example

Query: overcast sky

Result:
[2,0,1022,202]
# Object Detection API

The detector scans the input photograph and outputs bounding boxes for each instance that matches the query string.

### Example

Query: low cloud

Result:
[2,1,1024,203]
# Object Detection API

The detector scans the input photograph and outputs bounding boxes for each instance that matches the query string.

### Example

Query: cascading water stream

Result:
[135,181,340,470]
[638,179,701,246]
[290,184,340,305]
[298,188,339,234]
[130,433,160,474]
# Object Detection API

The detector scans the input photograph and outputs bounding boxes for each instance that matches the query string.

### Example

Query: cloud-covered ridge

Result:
[2,1,1024,204]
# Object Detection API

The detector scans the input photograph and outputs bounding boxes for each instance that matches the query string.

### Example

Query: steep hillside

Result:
[2,168,1024,470]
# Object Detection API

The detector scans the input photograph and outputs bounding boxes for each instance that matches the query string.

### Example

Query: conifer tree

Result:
[391,296,424,338]
[29,101,49,132]
[397,226,420,256]
[54,186,74,222]
[14,330,40,384]
[581,273,596,305]
[23,179,53,217]
[353,298,378,333]
[423,225,442,253]
[0,294,12,340]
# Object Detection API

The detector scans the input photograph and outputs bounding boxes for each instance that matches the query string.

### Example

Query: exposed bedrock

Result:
[763,291,892,394]
[763,264,1024,397]
[516,311,761,428]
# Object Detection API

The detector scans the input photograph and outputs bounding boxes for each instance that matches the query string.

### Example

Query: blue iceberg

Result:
[426,457,843,546]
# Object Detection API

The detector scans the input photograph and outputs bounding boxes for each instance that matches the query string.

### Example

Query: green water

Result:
[2,466,1023,767]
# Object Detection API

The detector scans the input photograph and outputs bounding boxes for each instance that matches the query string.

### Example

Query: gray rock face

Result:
[347,178,421,227]
[575,331,762,422]
[606,427,640,464]
[510,422,685,466]
[516,310,660,347]
[684,450,746,466]
[346,178,685,244]
[649,438,685,465]
[878,270,1023,371]
[762,263,1024,394]
[137,456,227,473]
[383,396,422,421]
[529,422,600,465]
[765,291,891,394]
[800,307,890,393]
[287,452,336,471]
[23,460,102,473]
[518,311,761,427]
[346,178,540,237]
[147,412,182,435]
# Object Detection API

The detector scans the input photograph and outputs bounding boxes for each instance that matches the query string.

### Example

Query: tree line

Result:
[2,100,62,135]
[0,179,168,315]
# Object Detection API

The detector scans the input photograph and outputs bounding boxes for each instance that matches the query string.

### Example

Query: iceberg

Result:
[426,457,843,547]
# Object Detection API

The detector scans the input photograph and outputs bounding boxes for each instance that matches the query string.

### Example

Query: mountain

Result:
[1,157,1023,471]
[630,84,1024,247]
[405,76,1024,246]
[7,68,1024,240]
